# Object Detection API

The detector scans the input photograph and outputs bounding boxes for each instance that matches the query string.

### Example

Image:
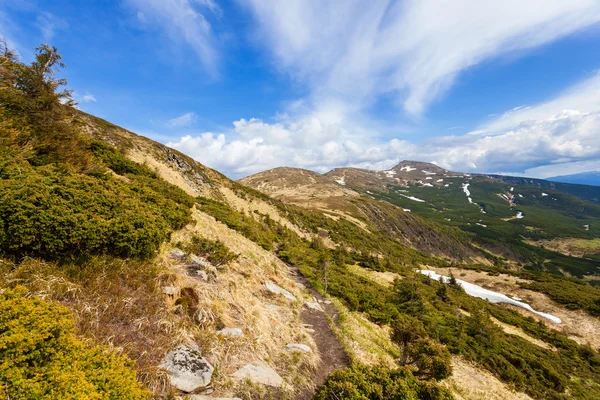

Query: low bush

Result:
[180,235,239,267]
[0,286,148,399]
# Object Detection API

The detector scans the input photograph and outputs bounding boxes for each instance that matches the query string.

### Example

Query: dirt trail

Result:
[288,266,350,400]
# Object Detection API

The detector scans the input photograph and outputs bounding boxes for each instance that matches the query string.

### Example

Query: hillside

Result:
[2,44,600,400]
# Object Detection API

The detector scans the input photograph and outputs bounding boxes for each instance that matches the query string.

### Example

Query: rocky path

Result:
[288,266,350,400]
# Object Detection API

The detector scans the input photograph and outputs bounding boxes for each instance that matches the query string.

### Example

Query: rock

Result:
[189,254,213,269]
[231,364,283,388]
[264,281,297,302]
[324,300,332,305]
[169,249,186,259]
[286,343,312,353]
[264,304,281,312]
[163,286,179,296]
[160,344,214,393]
[217,328,243,338]
[196,270,209,282]
[304,301,324,311]
[190,397,241,400]
[305,328,315,333]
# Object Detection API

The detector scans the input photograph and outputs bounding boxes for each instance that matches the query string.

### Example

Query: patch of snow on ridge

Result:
[422,170,436,175]
[399,194,425,202]
[475,223,487,227]
[436,179,444,182]
[516,211,524,219]
[518,194,523,198]
[400,166,416,172]
[542,193,548,197]
[461,183,473,203]
[510,187,514,192]
[422,183,433,187]
[335,178,345,186]
[417,270,562,324]
[403,209,411,212]
[384,170,397,177]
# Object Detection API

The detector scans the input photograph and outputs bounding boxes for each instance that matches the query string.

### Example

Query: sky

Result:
[2,0,600,179]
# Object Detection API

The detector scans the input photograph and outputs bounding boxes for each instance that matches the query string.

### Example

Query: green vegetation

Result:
[196,191,600,400]
[179,235,239,267]
[313,365,453,400]
[0,286,148,400]
[0,43,193,262]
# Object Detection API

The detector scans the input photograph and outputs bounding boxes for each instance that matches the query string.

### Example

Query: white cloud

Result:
[168,112,198,128]
[126,0,220,74]
[35,12,67,42]
[167,74,600,179]
[240,0,600,115]
[82,93,97,103]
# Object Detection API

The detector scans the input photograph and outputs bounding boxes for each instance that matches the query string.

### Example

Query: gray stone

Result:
[196,270,209,282]
[304,301,324,311]
[286,343,312,353]
[189,254,212,269]
[231,364,284,388]
[169,249,186,259]
[161,344,214,393]
[217,328,243,338]
[163,286,179,296]
[264,281,297,302]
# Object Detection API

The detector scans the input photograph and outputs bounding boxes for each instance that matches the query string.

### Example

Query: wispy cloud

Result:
[126,0,221,75]
[240,0,600,116]
[35,12,68,42]
[168,111,198,128]
[82,93,97,103]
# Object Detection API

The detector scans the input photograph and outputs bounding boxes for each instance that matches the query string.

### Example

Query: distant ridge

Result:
[547,171,600,187]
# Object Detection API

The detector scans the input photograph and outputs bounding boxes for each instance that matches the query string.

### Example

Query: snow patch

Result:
[335,178,345,186]
[475,223,487,228]
[403,209,411,212]
[399,194,426,202]
[417,270,561,323]
[541,193,548,197]
[516,211,524,219]
[426,177,433,180]
[436,179,444,182]
[422,183,434,187]
[518,194,523,198]
[400,166,416,172]
[461,183,473,203]
[422,170,436,175]
[510,187,514,192]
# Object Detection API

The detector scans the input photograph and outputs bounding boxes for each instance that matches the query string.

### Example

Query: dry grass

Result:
[219,187,309,239]
[127,146,201,197]
[442,357,533,400]
[168,208,320,398]
[346,264,401,287]
[527,238,600,257]
[429,267,600,348]
[327,297,399,368]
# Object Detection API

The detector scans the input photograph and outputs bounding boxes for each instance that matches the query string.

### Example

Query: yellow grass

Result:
[346,264,401,287]
[443,357,533,400]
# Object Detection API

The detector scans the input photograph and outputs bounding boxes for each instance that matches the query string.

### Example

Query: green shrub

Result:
[180,235,238,267]
[312,364,453,400]
[0,287,148,399]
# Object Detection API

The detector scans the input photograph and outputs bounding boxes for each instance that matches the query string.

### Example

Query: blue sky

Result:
[3,0,600,179]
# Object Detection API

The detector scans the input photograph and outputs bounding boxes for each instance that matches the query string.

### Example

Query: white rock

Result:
[286,343,312,353]
[304,301,324,312]
[163,286,179,296]
[264,281,297,302]
[161,344,214,393]
[231,364,283,387]
[217,328,243,338]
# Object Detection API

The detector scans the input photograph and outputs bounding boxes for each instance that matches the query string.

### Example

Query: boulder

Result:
[160,344,214,393]
[304,301,324,311]
[286,343,312,353]
[231,364,283,388]
[169,249,186,259]
[217,327,243,338]
[189,254,213,269]
[264,281,297,302]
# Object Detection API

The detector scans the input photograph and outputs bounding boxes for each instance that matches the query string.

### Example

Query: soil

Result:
[288,266,350,400]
